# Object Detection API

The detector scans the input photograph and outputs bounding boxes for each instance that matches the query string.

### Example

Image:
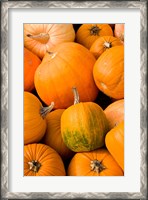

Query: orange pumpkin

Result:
[42,109,74,160]
[90,36,123,59]
[24,91,54,145]
[24,24,75,59]
[114,24,124,43]
[24,143,66,176]
[105,121,124,170]
[67,148,123,176]
[104,99,124,130]
[34,42,98,109]
[76,24,113,49]
[93,45,124,99]
[24,48,41,92]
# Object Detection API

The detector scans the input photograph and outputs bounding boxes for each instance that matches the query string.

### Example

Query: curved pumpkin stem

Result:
[40,102,54,118]
[72,87,79,105]
[28,160,41,172]
[26,33,50,44]
[90,160,106,173]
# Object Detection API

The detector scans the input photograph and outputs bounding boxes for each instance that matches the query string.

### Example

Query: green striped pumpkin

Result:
[61,87,109,152]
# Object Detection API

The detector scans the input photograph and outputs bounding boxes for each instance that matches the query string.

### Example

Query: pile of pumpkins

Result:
[24,23,124,176]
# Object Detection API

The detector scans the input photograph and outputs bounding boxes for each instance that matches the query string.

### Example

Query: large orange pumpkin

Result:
[67,148,123,176]
[76,24,113,49]
[34,42,98,109]
[24,91,54,145]
[24,48,41,92]
[42,109,74,160]
[104,99,124,130]
[93,45,124,99]
[24,24,75,59]
[105,121,124,170]
[24,143,66,176]
[90,36,123,59]
[114,24,124,43]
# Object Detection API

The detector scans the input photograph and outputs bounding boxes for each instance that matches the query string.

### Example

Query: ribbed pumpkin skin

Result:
[24,48,41,92]
[24,24,75,59]
[93,45,124,99]
[24,143,66,176]
[114,24,124,43]
[42,109,74,160]
[24,92,47,145]
[105,121,124,170]
[104,99,124,130]
[61,102,109,152]
[90,36,123,59]
[34,42,98,109]
[68,148,123,176]
[76,24,113,49]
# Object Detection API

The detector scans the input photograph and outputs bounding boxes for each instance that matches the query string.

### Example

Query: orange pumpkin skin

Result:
[24,143,66,176]
[93,45,124,99]
[114,24,124,43]
[24,92,54,145]
[90,36,123,59]
[34,42,98,109]
[24,24,75,59]
[105,121,124,170]
[67,148,123,176]
[24,48,41,92]
[42,109,74,160]
[76,24,113,49]
[104,99,124,130]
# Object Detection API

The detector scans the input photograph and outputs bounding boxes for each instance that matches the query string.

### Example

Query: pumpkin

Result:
[42,109,75,160]
[114,24,124,43]
[105,121,124,170]
[34,42,98,109]
[24,91,54,145]
[61,87,109,152]
[24,48,41,92]
[90,36,123,59]
[24,143,66,176]
[76,24,113,49]
[93,45,124,99]
[67,148,123,176]
[24,24,75,59]
[104,99,124,130]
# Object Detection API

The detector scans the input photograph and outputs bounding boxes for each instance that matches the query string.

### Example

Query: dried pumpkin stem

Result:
[28,160,41,172]
[72,87,79,105]
[40,102,54,118]
[26,33,50,44]
[90,160,106,173]
[90,25,100,36]
[104,41,112,48]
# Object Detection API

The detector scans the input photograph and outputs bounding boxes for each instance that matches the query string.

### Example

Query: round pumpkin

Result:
[24,48,41,92]
[24,91,54,145]
[67,148,123,176]
[61,87,109,152]
[105,121,124,170]
[114,24,124,43]
[90,36,123,59]
[42,109,75,160]
[24,24,75,59]
[104,99,124,130]
[76,24,113,49]
[34,42,98,109]
[24,143,66,176]
[93,45,124,99]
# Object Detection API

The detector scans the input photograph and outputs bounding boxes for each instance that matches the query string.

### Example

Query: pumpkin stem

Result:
[40,102,54,118]
[72,87,79,105]
[90,160,106,173]
[89,25,100,36]
[28,160,41,172]
[26,33,50,44]
[104,41,112,48]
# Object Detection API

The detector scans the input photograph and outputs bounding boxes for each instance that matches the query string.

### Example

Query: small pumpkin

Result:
[24,143,66,176]
[104,99,124,130]
[24,48,41,92]
[76,24,113,49]
[90,36,123,59]
[105,121,124,170]
[24,91,54,145]
[67,148,123,176]
[34,42,98,109]
[42,109,75,160]
[24,24,75,59]
[93,45,124,99]
[61,87,109,152]
[114,24,124,43]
